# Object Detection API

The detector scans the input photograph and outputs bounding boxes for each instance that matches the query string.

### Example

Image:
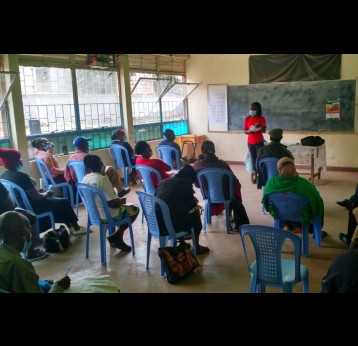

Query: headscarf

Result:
[0,148,21,169]
[277,157,296,178]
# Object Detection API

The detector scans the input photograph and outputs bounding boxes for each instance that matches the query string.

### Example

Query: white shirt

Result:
[82,172,119,219]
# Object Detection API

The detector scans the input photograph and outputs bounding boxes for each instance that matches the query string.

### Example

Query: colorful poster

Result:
[326,98,340,119]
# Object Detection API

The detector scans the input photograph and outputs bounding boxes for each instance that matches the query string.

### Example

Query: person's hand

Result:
[44,279,54,284]
[55,275,71,290]
[118,197,126,205]
[46,190,54,197]
[255,123,261,128]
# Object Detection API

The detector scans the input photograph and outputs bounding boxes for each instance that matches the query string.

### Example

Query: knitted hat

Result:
[0,148,21,169]
[269,128,283,140]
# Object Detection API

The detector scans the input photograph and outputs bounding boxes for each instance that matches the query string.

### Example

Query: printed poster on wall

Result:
[326,98,340,119]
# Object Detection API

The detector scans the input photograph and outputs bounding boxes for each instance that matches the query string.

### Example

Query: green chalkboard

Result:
[228,80,356,132]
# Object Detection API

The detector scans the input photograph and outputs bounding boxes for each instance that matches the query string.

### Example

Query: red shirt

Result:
[135,156,171,188]
[244,115,266,144]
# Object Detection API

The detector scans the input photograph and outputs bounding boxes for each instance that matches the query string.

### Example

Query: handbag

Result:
[43,225,70,253]
[158,241,199,284]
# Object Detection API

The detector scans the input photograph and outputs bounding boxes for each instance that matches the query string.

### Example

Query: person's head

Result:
[163,129,175,141]
[269,128,283,142]
[277,157,296,178]
[83,154,103,173]
[135,141,152,159]
[249,102,262,116]
[0,148,22,171]
[0,211,32,253]
[31,137,52,151]
[201,140,216,160]
[111,128,126,141]
[73,136,92,153]
[175,165,197,184]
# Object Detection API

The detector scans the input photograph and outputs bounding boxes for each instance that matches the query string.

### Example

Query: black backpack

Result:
[43,225,70,253]
[301,136,325,146]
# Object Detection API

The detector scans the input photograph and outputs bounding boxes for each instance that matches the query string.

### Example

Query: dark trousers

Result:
[248,142,264,173]
[230,199,250,229]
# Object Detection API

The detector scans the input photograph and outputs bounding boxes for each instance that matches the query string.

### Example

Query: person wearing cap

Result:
[134,141,171,189]
[263,157,326,237]
[255,128,294,188]
[111,128,137,185]
[0,180,47,262]
[192,141,250,231]
[0,148,86,236]
[243,102,267,184]
[0,211,71,293]
[155,165,209,254]
[65,136,130,198]
[159,129,186,169]
[31,137,66,184]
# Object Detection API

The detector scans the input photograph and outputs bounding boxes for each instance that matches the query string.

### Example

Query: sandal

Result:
[196,245,210,255]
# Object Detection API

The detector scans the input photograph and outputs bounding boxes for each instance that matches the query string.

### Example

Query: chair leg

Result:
[35,218,40,241]
[258,284,266,293]
[159,237,167,277]
[225,203,230,234]
[250,275,257,293]
[124,169,129,189]
[100,226,107,265]
[128,223,135,256]
[146,233,151,270]
[191,229,197,256]
[85,216,91,259]
[282,283,293,293]
[203,204,207,232]
[302,224,309,257]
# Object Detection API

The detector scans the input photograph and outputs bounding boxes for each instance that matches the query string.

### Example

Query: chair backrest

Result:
[135,164,162,195]
[34,157,56,189]
[67,160,86,183]
[77,183,115,226]
[240,225,302,286]
[155,145,180,170]
[257,157,279,186]
[264,192,309,223]
[196,168,234,203]
[109,144,135,169]
[136,191,177,239]
[0,179,34,212]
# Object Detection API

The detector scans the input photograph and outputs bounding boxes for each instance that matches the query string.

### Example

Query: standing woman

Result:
[243,102,266,184]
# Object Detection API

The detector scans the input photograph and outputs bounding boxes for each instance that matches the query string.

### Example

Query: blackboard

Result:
[227,80,356,132]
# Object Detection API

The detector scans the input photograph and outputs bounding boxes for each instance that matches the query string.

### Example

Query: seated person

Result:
[111,128,137,185]
[0,181,46,262]
[135,141,171,189]
[339,207,358,246]
[64,136,130,198]
[155,165,209,255]
[0,211,70,293]
[31,137,66,184]
[255,128,294,189]
[262,157,326,237]
[192,141,250,231]
[82,155,139,251]
[336,183,358,210]
[159,129,186,168]
[0,148,86,235]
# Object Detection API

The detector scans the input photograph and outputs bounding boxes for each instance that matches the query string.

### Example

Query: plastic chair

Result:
[196,168,234,234]
[34,157,74,208]
[263,192,322,257]
[239,224,309,293]
[0,179,55,240]
[257,157,279,213]
[77,183,135,265]
[109,144,136,188]
[136,191,197,276]
[155,145,180,170]
[67,160,86,215]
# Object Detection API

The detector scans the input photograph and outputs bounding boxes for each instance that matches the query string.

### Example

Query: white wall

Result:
[186,54,358,169]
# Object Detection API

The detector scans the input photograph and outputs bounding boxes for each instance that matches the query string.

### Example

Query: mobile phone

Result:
[62,145,68,155]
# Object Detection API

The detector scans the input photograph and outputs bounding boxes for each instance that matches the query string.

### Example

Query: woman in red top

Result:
[243,102,266,184]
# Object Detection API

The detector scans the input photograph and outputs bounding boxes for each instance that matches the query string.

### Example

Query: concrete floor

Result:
[33,165,356,293]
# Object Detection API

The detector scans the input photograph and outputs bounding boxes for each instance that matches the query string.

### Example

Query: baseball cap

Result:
[73,136,92,147]
[269,128,283,140]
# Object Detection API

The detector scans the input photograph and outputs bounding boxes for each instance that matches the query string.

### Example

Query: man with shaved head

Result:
[0,211,70,293]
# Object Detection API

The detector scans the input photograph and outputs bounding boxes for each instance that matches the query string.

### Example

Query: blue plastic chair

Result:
[239,225,309,293]
[0,179,55,240]
[34,157,74,208]
[109,144,136,188]
[196,168,234,234]
[136,191,197,276]
[67,160,86,216]
[263,192,322,257]
[77,183,135,265]
[257,157,279,213]
[155,145,180,170]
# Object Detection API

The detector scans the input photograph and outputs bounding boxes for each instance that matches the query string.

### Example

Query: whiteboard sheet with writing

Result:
[208,84,228,132]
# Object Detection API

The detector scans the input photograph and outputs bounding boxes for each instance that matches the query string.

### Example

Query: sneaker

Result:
[70,226,87,235]
[26,249,48,262]
[336,199,351,209]
[196,245,210,255]
[118,187,131,198]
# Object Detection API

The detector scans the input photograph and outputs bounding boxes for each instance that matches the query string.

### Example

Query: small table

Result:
[178,134,206,159]
[287,143,327,184]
